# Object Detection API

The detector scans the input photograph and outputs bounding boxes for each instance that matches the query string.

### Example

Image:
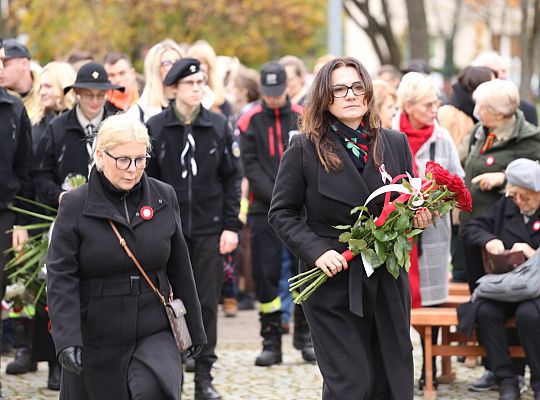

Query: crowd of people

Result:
[0,34,539,400]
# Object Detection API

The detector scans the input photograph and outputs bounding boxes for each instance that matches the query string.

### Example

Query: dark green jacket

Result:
[462,110,540,225]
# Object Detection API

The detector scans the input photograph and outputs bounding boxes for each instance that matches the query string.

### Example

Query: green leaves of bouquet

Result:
[5,197,57,307]
[335,202,420,280]
[5,174,88,307]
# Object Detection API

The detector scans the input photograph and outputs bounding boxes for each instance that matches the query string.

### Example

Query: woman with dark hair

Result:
[269,57,433,399]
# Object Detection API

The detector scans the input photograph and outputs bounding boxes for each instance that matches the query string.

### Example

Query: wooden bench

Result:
[411,307,524,400]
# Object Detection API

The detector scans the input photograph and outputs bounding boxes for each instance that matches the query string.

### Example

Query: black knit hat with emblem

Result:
[64,62,124,95]
[164,58,201,86]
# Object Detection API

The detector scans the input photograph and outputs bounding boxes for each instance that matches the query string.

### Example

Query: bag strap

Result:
[108,220,172,305]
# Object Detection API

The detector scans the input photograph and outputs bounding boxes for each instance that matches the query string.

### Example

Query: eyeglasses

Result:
[78,91,108,101]
[160,60,178,69]
[104,150,150,170]
[418,100,440,111]
[331,81,365,98]
[178,78,207,88]
[505,191,533,203]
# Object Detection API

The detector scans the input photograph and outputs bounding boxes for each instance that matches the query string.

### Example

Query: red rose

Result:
[447,175,467,194]
[456,189,472,212]
[425,161,453,186]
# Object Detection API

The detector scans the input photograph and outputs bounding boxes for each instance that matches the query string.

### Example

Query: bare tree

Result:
[430,0,464,78]
[405,0,429,61]
[344,0,402,67]
[519,0,540,101]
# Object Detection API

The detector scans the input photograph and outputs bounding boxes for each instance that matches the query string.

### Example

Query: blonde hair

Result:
[372,79,397,114]
[94,114,151,171]
[139,39,183,109]
[187,40,226,107]
[32,62,76,125]
[473,79,519,117]
[396,72,437,109]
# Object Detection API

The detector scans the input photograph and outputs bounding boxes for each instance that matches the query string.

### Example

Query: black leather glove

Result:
[58,346,83,375]
[186,344,203,359]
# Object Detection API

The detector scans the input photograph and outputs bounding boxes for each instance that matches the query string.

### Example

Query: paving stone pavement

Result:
[0,308,535,399]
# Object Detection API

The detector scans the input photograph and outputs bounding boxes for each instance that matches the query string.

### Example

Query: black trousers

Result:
[249,214,297,304]
[476,299,540,392]
[0,210,15,376]
[185,234,223,367]
[128,356,169,400]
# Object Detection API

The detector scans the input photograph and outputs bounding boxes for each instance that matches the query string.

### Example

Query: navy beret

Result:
[164,58,201,86]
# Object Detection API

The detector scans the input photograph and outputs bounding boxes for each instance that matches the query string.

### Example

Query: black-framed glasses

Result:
[104,150,150,170]
[331,81,365,98]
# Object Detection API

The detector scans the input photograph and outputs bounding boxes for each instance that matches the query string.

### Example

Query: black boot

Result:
[6,318,36,375]
[6,347,37,375]
[255,311,282,366]
[194,363,221,400]
[47,360,61,391]
[292,305,316,363]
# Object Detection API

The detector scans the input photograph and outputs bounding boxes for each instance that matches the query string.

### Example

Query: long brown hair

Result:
[301,57,383,172]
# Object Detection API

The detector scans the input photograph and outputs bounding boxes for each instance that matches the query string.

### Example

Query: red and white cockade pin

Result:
[485,156,495,166]
[140,206,154,221]
[533,221,540,231]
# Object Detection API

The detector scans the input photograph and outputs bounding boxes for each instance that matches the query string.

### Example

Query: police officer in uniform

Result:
[0,38,33,399]
[146,58,242,400]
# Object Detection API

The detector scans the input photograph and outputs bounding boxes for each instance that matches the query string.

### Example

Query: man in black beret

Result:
[0,38,40,119]
[147,58,242,400]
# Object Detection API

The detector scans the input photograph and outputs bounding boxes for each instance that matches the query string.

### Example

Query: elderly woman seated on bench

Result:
[461,158,540,400]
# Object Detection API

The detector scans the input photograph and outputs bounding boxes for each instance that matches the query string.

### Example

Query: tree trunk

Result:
[405,0,429,61]
[345,0,402,67]
[521,0,540,102]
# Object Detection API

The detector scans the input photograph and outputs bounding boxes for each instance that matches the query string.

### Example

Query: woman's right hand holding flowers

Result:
[315,250,349,278]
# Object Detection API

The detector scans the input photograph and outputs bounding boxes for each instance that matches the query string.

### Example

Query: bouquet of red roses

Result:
[289,161,472,304]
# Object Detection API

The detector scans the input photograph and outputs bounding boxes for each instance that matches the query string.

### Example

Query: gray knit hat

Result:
[506,158,540,192]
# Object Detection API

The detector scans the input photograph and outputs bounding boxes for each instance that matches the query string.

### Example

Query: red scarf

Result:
[399,112,435,308]
[399,112,434,176]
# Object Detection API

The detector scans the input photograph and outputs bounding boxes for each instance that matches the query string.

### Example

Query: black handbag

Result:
[109,220,192,352]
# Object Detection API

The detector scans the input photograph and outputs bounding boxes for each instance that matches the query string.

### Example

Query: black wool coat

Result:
[269,129,414,399]
[458,196,540,336]
[47,168,206,400]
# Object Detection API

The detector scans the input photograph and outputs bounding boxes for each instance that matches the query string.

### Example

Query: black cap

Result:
[4,39,31,60]
[260,62,287,97]
[164,58,201,86]
[64,62,124,95]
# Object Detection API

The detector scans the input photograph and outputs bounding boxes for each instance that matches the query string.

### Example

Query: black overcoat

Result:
[46,168,206,400]
[269,130,414,399]
[458,196,540,336]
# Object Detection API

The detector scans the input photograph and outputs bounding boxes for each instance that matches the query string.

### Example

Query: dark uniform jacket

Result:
[0,87,33,220]
[269,130,415,399]
[458,196,540,336]
[47,168,206,400]
[31,110,57,155]
[146,105,242,238]
[238,99,302,215]
[33,106,118,208]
